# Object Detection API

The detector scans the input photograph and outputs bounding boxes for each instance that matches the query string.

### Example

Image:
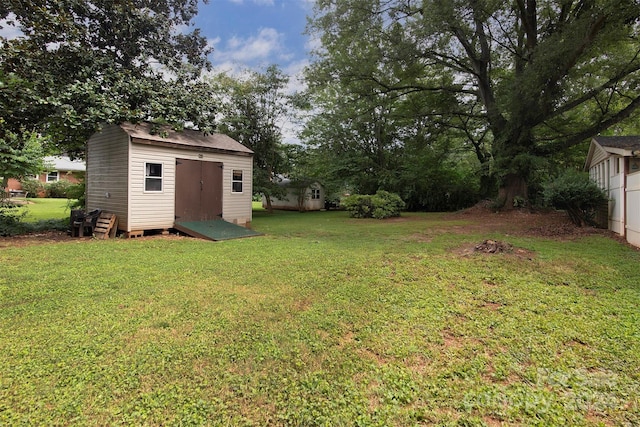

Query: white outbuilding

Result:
[585,135,640,247]
[86,122,254,238]
[262,177,325,211]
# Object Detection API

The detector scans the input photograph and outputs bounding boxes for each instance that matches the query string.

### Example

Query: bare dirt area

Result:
[448,200,614,239]
[0,229,193,248]
[0,230,77,248]
[447,200,633,256]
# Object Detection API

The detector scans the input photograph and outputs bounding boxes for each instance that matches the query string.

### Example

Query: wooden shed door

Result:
[175,159,223,221]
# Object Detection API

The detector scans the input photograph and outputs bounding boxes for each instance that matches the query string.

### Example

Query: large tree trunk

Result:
[497,173,528,209]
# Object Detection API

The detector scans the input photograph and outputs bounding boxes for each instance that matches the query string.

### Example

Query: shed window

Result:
[311,188,320,199]
[46,171,59,182]
[232,170,243,193]
[145,162,163,192]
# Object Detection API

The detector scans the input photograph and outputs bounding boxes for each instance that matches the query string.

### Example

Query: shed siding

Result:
[86,126,131,230]
[129,144,253,229]
[590,155,625,236]
[626,171,640,247]
[220,155,253,226]
[608,158,624,235]
[128,146,176,230]
[590,145,608,168]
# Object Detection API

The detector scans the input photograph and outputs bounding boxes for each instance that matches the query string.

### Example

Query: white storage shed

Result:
[86,122,254,237]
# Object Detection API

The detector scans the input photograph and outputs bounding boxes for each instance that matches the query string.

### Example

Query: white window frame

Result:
[46,171,59,182]
[311,188,320,200]
[232,170,243,193]
[144,162,163,192]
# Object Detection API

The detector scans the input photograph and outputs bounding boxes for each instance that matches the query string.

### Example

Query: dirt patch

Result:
[0,229,188,248]
[447,201,631,244]
[474,239,513,254]
[454,239,536,259]
[0,230,74,248]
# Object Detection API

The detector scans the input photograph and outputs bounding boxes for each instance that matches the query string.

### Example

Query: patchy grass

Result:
[0,209,638,425]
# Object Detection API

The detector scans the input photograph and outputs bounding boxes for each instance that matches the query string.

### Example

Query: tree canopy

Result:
[210,66,290,211]
[306,0,640,207]
[1,0,215,157]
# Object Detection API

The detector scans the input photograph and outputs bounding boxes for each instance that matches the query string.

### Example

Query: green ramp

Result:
[174,220,261,241]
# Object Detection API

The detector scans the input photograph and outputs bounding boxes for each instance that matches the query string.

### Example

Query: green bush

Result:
[20,178,44,197]
[542,169,607,226]
[45,180,75,198]
[0,202,27,236]
[342,190,405,219]
[66,181,85,209]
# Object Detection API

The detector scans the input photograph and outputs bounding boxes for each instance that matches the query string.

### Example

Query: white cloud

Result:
[283,59,308,94]
[210,27,287,66]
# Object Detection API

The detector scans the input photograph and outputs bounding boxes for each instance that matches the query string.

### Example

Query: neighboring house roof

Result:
[119,122,254,156]
[585,136,640,170]
[44,155,86,172]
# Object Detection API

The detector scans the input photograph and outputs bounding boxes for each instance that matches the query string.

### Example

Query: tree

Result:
[0,122,45,198]
[307,0,640,208]
[1,0,215,157]
[301,8,483,211]
[210,66,290,212]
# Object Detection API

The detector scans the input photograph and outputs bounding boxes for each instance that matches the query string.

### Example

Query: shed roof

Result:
[119,122,253,156]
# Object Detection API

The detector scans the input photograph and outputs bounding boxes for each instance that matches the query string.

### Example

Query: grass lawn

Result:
[0,208,639,425]
[18,197,73,222]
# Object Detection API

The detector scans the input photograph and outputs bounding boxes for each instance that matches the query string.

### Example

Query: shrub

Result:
[20,178,44,198]
[342,190,405,219]
[45,180,73,198]
[66,182,85,209]
[542,170,607,227]
[0,201,27,236]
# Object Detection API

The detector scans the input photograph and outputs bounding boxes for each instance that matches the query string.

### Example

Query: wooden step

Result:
[94,213,118,239]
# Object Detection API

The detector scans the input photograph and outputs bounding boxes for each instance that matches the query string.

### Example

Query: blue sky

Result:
[193,0,316,142]
[195,0,314,87]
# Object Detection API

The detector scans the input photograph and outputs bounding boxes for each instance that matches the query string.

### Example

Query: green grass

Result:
[19,197,73,222]
[1,209,639,425]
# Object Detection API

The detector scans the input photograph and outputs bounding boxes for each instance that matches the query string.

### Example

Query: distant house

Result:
[585,136,640,247]
[86,122,254,237]
[263,178,325,211]
[5,155,85,197]
[39,156,86,184]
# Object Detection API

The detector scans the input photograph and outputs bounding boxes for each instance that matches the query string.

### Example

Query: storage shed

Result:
[585,135,640,247]
[86,122,254,238]
[262,178,325,211]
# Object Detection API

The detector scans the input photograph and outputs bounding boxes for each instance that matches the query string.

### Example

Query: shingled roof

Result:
[119,122,253,156]
[592,136,640,151]
[585,135,640,171]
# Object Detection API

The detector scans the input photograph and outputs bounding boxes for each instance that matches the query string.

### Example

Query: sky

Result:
[194,0,316,142]
[195,0,314,91]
